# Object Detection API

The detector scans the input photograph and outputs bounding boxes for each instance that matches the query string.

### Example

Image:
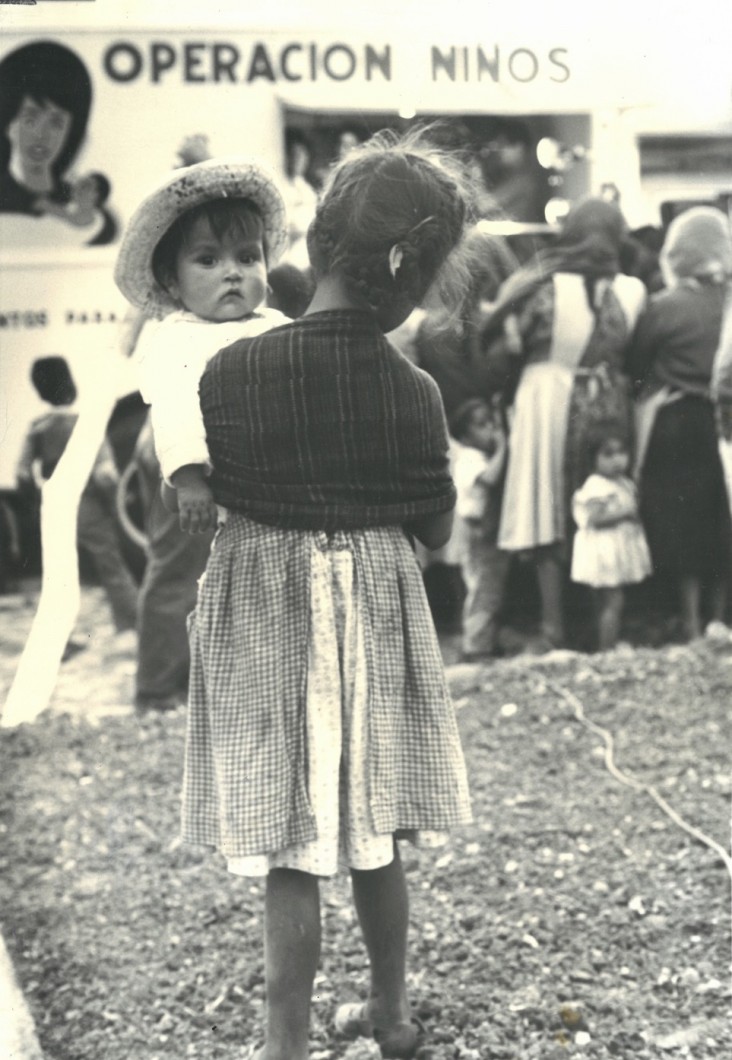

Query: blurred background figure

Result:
[628,206,732,641]
[15,356,138,645]
[127,413,213,712]
[477,118,547,225]
[413,223,519,643]
[281,128,319,270]
[267,261,315,319]
[449,397,509,660]
[336,125,362,160]
[480,198,646,651]
[711,284,732,514]
[570,421,652,652]
[174,132,211,169]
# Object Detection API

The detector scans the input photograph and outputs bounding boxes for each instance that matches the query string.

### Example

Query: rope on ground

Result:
[538,672,732,883]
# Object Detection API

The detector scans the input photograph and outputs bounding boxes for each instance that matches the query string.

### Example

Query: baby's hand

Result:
[170,465,216,533]
[177,480,217,534]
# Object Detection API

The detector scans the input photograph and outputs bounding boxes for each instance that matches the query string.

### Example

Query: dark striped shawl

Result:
[200,309,456,531]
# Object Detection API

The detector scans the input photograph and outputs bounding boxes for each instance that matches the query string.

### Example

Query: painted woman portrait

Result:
[0,39,117,246]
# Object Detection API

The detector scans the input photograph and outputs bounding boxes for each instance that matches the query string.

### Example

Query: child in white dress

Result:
[571,424,652,650]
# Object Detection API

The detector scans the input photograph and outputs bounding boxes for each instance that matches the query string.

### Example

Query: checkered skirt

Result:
[181,514,472,859]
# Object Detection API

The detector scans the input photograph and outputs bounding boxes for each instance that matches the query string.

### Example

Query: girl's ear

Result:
[388,244,404,279]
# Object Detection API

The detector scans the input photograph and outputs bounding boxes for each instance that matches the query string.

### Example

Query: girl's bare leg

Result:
[263,868,321,1060]
[350,843,411,1029]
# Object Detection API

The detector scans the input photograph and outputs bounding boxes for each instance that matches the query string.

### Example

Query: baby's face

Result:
[73,176,99,208]
[168,215,267,322]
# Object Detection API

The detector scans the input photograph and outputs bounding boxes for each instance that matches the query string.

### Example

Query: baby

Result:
[36,171,110,229]
[114,157,290,532]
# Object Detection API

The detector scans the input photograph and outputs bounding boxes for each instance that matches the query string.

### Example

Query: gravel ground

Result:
[1,585,731,1060]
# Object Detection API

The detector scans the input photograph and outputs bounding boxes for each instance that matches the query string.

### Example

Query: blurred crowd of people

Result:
[5,121,732,713]
[416,196,732,658]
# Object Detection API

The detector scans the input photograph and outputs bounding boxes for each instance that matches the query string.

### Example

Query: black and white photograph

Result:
[1,2,730,1058]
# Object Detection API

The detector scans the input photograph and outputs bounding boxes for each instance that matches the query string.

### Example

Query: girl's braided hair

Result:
[307,126,476,317]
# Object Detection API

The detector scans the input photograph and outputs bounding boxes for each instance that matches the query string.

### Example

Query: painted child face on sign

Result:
[7,95,73,171]
[73,174,102,210]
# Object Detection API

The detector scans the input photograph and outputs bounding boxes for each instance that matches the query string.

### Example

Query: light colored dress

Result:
[498,272,645,552]
[570,473,652,588]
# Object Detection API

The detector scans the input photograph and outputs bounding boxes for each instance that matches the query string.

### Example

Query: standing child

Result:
[113,157,289,532]
[570,423,652,651]
[449,397,509,660]
[181,129,473,1060]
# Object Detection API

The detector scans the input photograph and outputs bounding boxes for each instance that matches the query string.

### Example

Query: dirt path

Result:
[1,585,731,1059]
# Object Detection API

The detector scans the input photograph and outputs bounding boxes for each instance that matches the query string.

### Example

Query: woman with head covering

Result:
[481,197,646,650]
[627,206,732,641]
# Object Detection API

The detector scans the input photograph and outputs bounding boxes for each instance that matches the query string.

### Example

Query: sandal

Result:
[334,1002,425,1059]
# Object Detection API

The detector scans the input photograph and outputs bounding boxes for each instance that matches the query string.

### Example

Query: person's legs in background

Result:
[77,486,139,634]
[135,484,213,710]
[461,523,510,660]
[594,585,625,651]
[535,542,566,648]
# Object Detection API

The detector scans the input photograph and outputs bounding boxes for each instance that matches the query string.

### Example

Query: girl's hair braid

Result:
[307,126,477,316]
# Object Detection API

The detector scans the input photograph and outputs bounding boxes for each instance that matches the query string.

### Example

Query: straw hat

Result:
[114,156,288,315]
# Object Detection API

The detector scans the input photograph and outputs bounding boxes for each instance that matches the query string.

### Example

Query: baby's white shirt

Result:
[135,307,288,482]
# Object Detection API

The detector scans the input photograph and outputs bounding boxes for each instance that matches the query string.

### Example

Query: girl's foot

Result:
[334,1002,424,1058]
